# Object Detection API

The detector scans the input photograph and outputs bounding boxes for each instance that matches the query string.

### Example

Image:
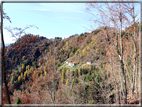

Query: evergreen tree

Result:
[74,69,78,78]
[66,79,69,86]
[61,69,65,83]
[66,69,69,77]
[16,97,21,104]
[18,76,21,83]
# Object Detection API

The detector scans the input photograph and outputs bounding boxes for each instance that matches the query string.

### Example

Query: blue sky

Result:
[2,2,140,44]
[3,3,95,44]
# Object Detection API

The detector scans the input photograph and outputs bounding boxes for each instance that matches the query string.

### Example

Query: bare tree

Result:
[123,3,139,96]
[1,8,12,104]
[86,1,139,103]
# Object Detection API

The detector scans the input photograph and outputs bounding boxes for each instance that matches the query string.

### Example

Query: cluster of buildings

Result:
[65,61,92,67]
[65,61,76,67]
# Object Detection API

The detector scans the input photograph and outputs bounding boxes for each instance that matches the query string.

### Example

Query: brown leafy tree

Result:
[1,8,38,104]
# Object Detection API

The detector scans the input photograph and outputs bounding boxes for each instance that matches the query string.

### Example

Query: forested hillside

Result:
[2,23,140,104]
[2,2,141,105]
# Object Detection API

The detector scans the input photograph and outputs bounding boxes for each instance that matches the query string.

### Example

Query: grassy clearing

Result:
[57,64,66,70]
[57,63,82,71]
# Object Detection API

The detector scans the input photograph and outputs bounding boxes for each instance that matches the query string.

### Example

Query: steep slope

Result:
[2,25,140,104]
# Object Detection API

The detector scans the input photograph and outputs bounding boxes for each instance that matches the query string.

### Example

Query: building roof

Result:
[69,62,74,64]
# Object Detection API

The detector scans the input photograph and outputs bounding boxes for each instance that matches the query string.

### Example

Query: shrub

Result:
[88,100,94,104]
[101,51,106,56]
[86,74,90,81]
[127,58,131,65]
[74,77,78,83]
[16,97,21,104]
[72,77,78,86]
[83,72,95,82]
[61,48,64,54]
[84,74,93,82]
[85,84,89,91]
[94,73,103,85]
[94,29,100,35]
[83,76,86,81]
[91,73,95,78]
[41,84,45,87]
[91,65,99,71]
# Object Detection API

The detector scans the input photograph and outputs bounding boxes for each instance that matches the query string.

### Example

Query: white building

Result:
[68,62,75,67]
[65,61,69,64]
[86,61,91,65]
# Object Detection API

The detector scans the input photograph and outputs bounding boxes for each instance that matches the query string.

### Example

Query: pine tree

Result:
[66,69,69,77]
[22,56,25,60]
[11,76,14,84]
[26,65,29,70]
[16,97,21,104]
[20,73,23,81]
[40,73,42,77]
[24,72,26,78]
[45,62,48,65]
[18,76,21,83]
[44,71,47,76]
[78,68,81,76]
[66,79,69,86]
[27,69,30,77]
[74,69,78,78]
[82,65,84,70]
[30,66,34,72]
[61,69,65,83]
[13,90,16,96]
[44,66,46,72]
[22,64,24,69]
[19,68,21,73]
[91,65,93,70]
[38,62,41,66]
[33,70,36,76]
[16,80,18,85]
[24,72,27,80]
[86,64,88,70]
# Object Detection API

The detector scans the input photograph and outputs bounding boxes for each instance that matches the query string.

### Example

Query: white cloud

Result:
[37,3,86,14]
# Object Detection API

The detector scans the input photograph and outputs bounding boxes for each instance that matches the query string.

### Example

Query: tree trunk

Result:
[132,40,137,95]
[52,45,56,104]
[1,25,11,104]
[119,4,127,103]
[131,4,138,96]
